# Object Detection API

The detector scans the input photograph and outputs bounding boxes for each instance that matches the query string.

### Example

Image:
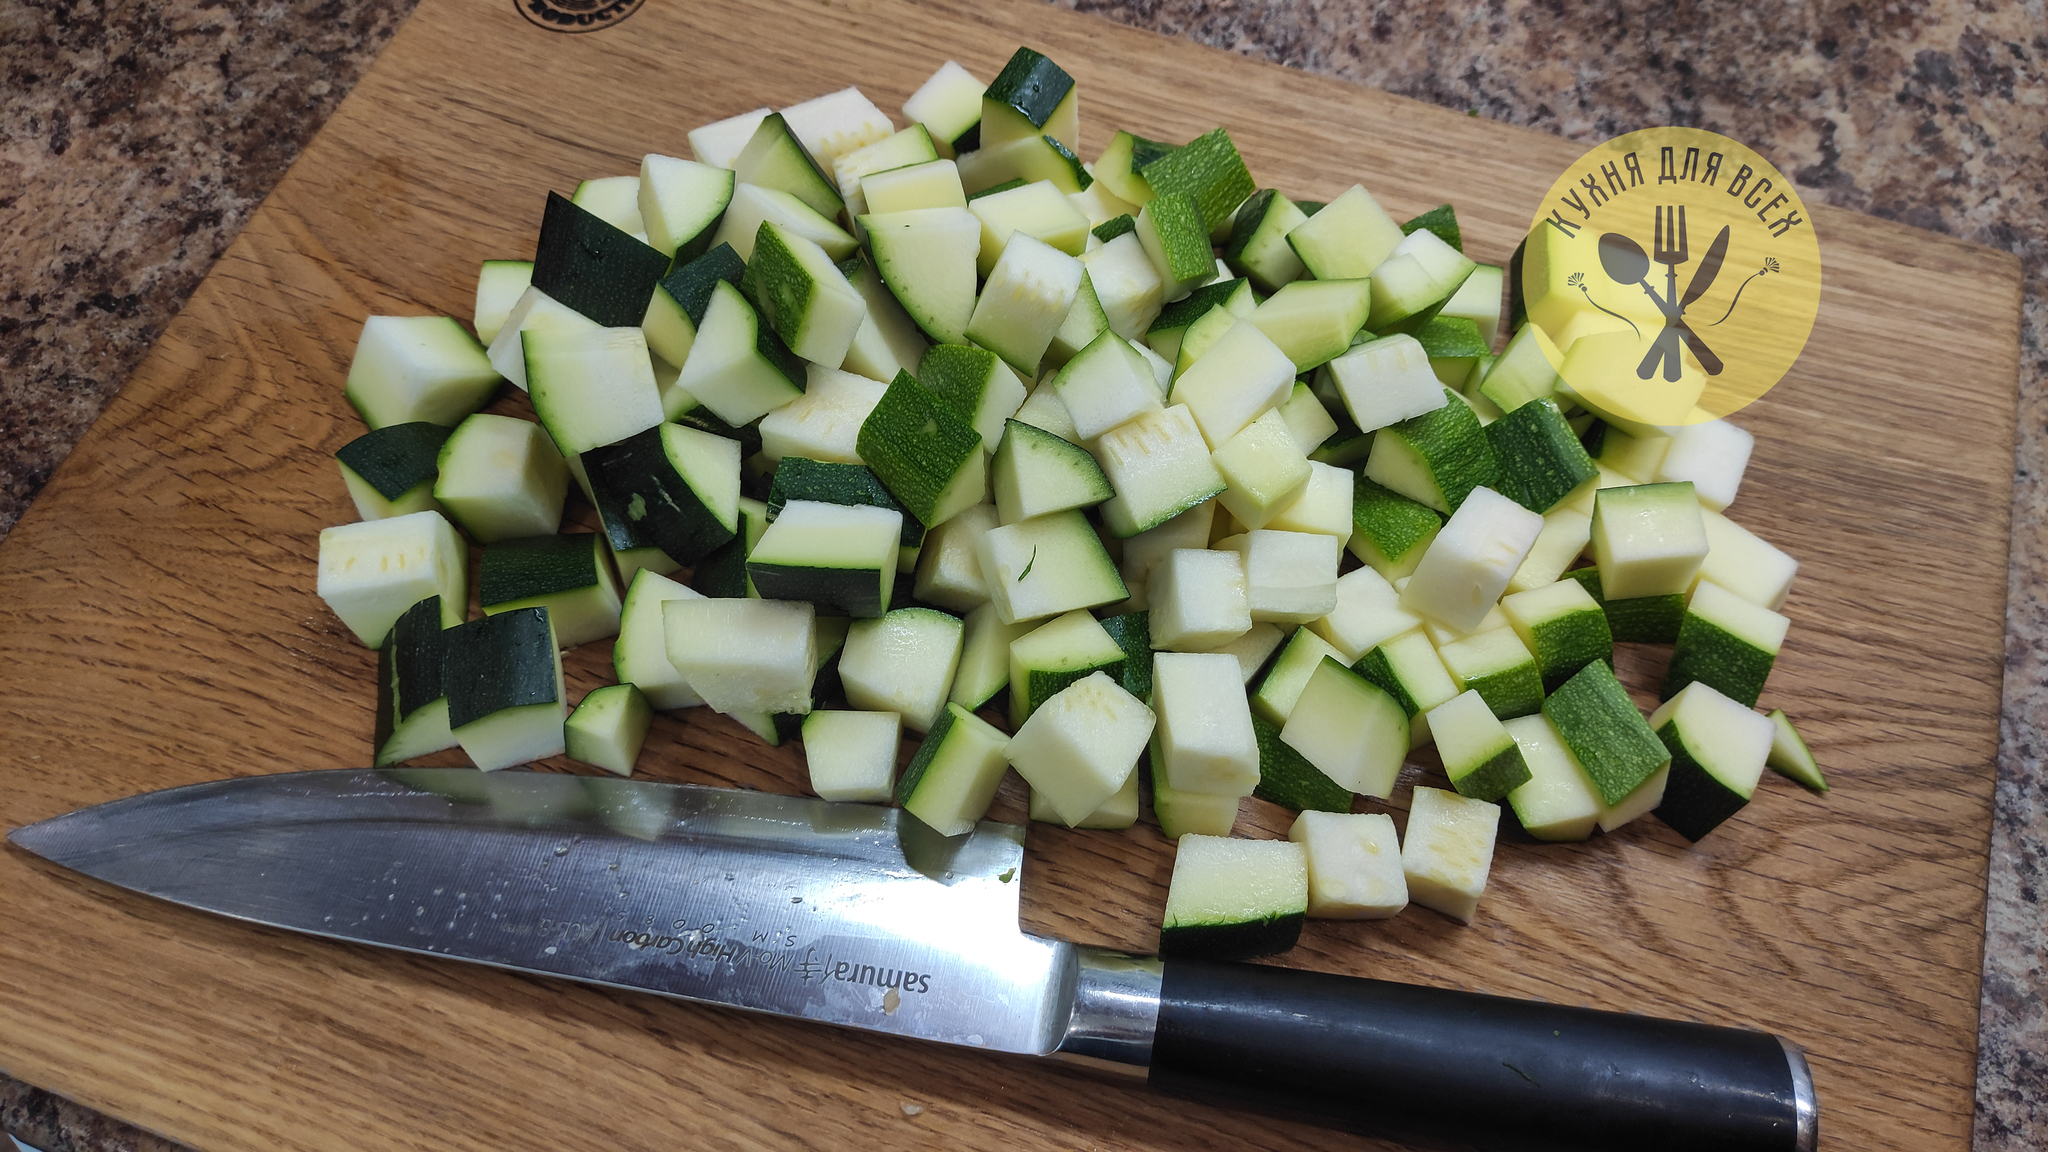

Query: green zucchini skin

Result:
[443,607,560,729]
[1564,567,1686,644]
[1654,721,1752,842]
[338,423,453,502]
[1540,660,1670,806]
[1486,398,1600,514]
[768,457,925,548]
[969,177,1027,201]
[1251,714,1352,813]
[1662,616,1776,708]
[661,242,747,329]
[1098,611,1154,701]
[1400,203,1464,252]
[585,425,738,565]
[1093,214,1136,243]
[1140,128,1255,235]
[375,595,450,743]
[1148,277,1250,338]
[855,371,984,527]
[478,533,603,607]
[530,191,670,328]
[1159,912,1306,962]
[748,563,887,619]
[984,48,1074,130]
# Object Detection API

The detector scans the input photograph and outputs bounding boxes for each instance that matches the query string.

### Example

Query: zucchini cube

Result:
[524,325,665,458]
[485,285,598,390]
[1663,580,1789,707]
[1098,610,1155,701]
[1251,625,1345,725]
[1506,507,1593,595]
[1353,630,1461,746]
[1327,334,1447,434]
[1400,486,1544,633]
[613,569,705,711]
[1594,424,1673,482]
[992,420,1114,525]
[1219,529,1340,625]
[1160,835,1308,960]
[1153,651,1260,797]
[780,87,895,171]
[640,242,742,372]
[1503,713,1603,842]
[1005,671,1156,826]
[1264,460,1355,545]
[1348,474,1444,580]
[1007,609,1127,728]
[1139,128,1255,244]
[1310,566,1422,664]
[1435,627,1544,721]
[1363,387,1500,515]
[1541,660,1670,806]
[1485,397,1600,514]
[918,344,1029,448]
[968,180,1090,275]
[317,510,468,648]
[1284,183,1405,281]
[337,422,452,522]
[732,113,844,218]
[1167,319,1296,447]
[1150,738,1244,837]
[1655,418,1753,511]
[1030,768,1140,830]
[1082,232,1166,342]
[1093,405,1228,538]
[372,595,460,767]
[979,48,1078,151]
[431,413,572,546]
[860,206,981,346]
[1200,621,1286,683]
[903,60,985,159]
[687,106,771,170]
[896,702,1012,836]
[964,232,1084,379]
[1366,229,1476,331]
[1697,507,1798,610]
[479,533,624,649]
[1148,548,1251,652]
[1502,578,1614,691]
[949,600,1033,711]
[1426,689,1533,801]
[857,371,987,530]
[1563,566,1687,644]
[675,280,807,427]
[1279,657,1409,798]
[913,502,998,613]
[748,500,903,619]
[862,158,968,214]
[1050,330,1162,440]
[1252,713,1353,814]
[1288,810,1407,919]
[1213,409,1313,531]
[530,191,670,330]
[1223,189,1310,294]
[1650,680,1775,841]
[662,597,817,716]
[837,607,963,734]
[976,509,1127,624]
[1401,786,1500,924]
[585,422,741,565]
[473,261,533,347]
[564,684,654,777]
[802,710,903,803]
[1590,482,1709,600]
[1277,381,1340,456]
[758,366,885,466]
[741,221,869,368]
[1136,192,1217,303]
[1766,709,1828,792]
[444,607,567,772]
[1247,278,1372,372]
[637,153,733,261]
[1477,322,1562,414]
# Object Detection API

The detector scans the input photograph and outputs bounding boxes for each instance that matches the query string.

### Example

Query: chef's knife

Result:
[7,769,1816,1152]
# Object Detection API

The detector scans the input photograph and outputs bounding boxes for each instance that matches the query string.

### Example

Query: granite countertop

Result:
[2,0,2041,1147]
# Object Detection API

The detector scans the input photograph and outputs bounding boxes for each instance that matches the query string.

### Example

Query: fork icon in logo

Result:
[1597,205,1731,382]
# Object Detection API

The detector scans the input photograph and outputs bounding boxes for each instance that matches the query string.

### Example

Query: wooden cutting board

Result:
[0,0,2023,1148]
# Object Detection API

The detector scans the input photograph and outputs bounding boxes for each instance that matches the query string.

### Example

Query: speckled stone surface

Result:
[1,0,2042,1147]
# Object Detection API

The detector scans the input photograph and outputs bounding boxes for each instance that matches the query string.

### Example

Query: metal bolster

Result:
[1052,947,1163,1077]
[1779,1035,1819,1152]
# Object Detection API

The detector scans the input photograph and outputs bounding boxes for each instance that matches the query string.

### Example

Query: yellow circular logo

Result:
[1519,127,1821,429]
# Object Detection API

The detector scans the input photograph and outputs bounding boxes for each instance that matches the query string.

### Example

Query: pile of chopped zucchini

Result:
[314,46,1830,960]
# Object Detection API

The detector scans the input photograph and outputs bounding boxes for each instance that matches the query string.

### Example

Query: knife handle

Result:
[1148,958,1816,1152]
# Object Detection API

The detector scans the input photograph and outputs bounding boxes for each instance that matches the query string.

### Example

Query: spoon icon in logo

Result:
[1597,208,1729,381]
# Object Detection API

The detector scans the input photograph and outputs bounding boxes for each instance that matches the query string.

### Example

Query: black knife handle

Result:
[1149,958,1816,1152]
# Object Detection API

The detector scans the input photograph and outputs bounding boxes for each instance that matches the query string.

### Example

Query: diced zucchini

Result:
[759,365,886,465]
[487,286,599,390]
[741,220,868,367]
[1554,331,1705,432]
[1151,651,1260,797]
[1149,739,1239,838]
[839,251,932,383]
[860,207,981,346]
[637,154,733,261]
[861,158,967,215]
[1595,425,1673,483]
[950,599,1032,709]
[443,606,567,771]
[837,607,964,733]
[1697,507,1798,610]
[1031,768,1140,830]
[968,179,1090,274]
[1247,281,1368,375]
[345,315,502,429]
[1310,566,1422,663]
[896,701,1012,836]
[802,710,902,803]
[1147,548,1251,652]
[1362,386,1499,514]
[1277,382,1340,456]
[992,420,1114,527]
[1485,397,1599,514]
[778,87,893,170]
[1093,404,1229,537]
[1647,680,1775,841]
[1092,214,1137,243]
[1656,417,1753,512]
[372,595,460,766]
[857,371,987,529]
[1254,714,1352,814]
[1093,129,1175,206]
[1289,810,1406,918]
[747,500,902,619]
[431,414,567,544]
[1367,229,1477,331]
[674,280,806,426]
[1081,233,1165,340]
[714,184,858,262]
[1250,626,1343,725]
[1135,192,1216,302]
[1501,578,1613,691]
[1399,486,1543,632]
[1477,323,1563,414]
[565,684,653,777]
[1663,580,1789,707]
[1348,474,1443,580]
[910,346,1025,452]
[1012,381,1083,445]
[979,48,1078,151]
[1439,262,1504,348]
[1591,482,1709,599]
[1202,621,1285,683]
[641,242,743,371]
[1401,786,1500,924]
[1502,713,1602,841]
[913,502,998,613]
[478,533,622,649]
[1279,657,1409,799]
[584,422,740,564]
[1427,689,1533,802]
[1541,659,1670,806]
[956,133,1092,195]
[1047,271,1111,369]
[1212,410,1313,531]
[1139,128,1254,242]
[1097,611,1154,701]
[1049,330,1161,440]
[1144,277,1253,362]
[1119,499,1213,588]
[902,60,985,158]
[474,261,534,347]
[613,569,706,710]
[833,124,941,210]
[767,457,925,553]
[1437,626,1543,721]
[337,422,452,522]
[687,494,764,600]
[1223,189,1309,293]
[1563,566,1687,645]
[1167,319,1297,447]
[530,191,670,331]
[1353,629,1460,744]
[1766,709,1828,792]
[1005,671,1155,826]
[975,509,1127,624]
[688,106,772,169]
[524,326,665,456]
[1400,203,1463,250]
[1284,184,1405,280]
[1506,507,1593,595]
[1414,316,1491,387]
[663,596,816,716]
[965,232,1084,378]
[1218,529,1340,625]
[1070,180,1139,229]
[1160,834,1308,960]
[1007,609,1127,727]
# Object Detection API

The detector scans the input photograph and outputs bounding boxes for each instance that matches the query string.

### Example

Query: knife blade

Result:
[7,769,1817,1152]
[1682,224,1732,311]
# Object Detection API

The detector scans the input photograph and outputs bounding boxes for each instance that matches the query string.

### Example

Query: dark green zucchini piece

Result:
[530,191,670,328]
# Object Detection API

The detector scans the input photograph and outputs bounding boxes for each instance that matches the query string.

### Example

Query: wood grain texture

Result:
[0,0,2022,1149]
